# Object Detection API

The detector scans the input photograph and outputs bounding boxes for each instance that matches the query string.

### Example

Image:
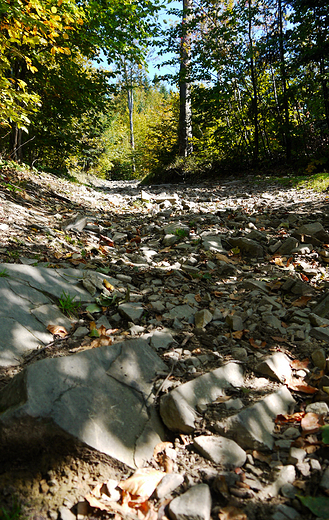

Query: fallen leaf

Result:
[271,335,290,343]
[286,256,293,267]
[275,412,305,424]
[215,253,236,264]
[103,279,115,291]
[321,424,329,444]
[118,468,166,500]
[273,257,285,267]
[194,294,202,303]
[215,396,232,403]
[231,330,245,339]
[249,338,266,348]
[300,413,324,433]
[47,324,68,337]
[86,303,102,313]
[252,450,272,465]
[290,358,309,370]
[298,496,329,518]
[130,236,141,244]
[300,273,309,282]
[219,505,248,520]
[286,377,318,394]
[153,441,174,460]
[84,494,108,511]
[291,296,312,307]
[100,234,114,246]
[90,335,113,348]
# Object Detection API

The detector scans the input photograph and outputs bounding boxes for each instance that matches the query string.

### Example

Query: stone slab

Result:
[0,265,99,367]
[215,386,295,450]
[160,363,244,432]
[0,338,167,469]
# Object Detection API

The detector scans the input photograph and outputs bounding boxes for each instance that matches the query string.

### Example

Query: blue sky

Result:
[147,0,181,81]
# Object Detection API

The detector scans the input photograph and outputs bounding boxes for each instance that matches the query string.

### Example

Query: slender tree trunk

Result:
[278,0,291,161]
[178,0,193,157]
[127,87,135,173]
[248,0,259,164]
[9,59,26,162]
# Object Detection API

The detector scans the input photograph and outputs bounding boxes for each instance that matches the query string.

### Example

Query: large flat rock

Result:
[160,363,244,433]
[0,338,167,468]
[215,386,295,450]
[0,264,97,366]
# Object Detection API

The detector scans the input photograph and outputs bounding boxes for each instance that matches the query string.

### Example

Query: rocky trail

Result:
[1,166,329,520]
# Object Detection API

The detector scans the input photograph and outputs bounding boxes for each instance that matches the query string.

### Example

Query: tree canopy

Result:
[0,0,328,178]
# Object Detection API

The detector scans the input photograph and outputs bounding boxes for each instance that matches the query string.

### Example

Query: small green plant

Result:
[0,268,9,277]
[175,228,189,238]
[58,291,81,316]
[1,498,21,520]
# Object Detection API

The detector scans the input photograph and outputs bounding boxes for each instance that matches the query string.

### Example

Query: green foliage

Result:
[58,291,81,317]
[297,495,329,518]
[0,498,21,520]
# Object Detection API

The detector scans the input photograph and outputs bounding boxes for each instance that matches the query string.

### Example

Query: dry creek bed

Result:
[1,168,329,520]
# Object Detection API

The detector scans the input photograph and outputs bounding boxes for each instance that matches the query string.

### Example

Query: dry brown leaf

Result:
[231,330,244,339]
[286,377,318,394]
[47,324,68,337]
[252,450,272,465]
[271,335,290,343]
[84,494,108,511]
[215,396,232,403]
[130,236,141,244]
[118,468,166,499]
[215,253,236,264]
[275,412,305,424]
[290,358,310,370]
[219,505,248,520]
[249,338,266,348]
[291,296,312,307]
[90,321,97,331]
[194,294,202,303]
[90,335,113,348]
[153,441,174,460]
[273,257,285,267]
[301,412,324,433]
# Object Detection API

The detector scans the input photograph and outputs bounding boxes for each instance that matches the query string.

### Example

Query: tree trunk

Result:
[178,0,193,157]
[278,0,291,161]
[248,0,259,164]
[127,87,136,173]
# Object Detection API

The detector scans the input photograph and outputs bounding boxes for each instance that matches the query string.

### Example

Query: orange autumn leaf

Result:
[275,412,305,424]
[301,412,324,433]
[249,338,266,348]
[300,273,309,282]
[286,257,293,267]
[47,324,68,337]
[290,358,310,370]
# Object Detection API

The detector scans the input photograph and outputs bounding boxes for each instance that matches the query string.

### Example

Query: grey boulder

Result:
[0,338,167,469]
